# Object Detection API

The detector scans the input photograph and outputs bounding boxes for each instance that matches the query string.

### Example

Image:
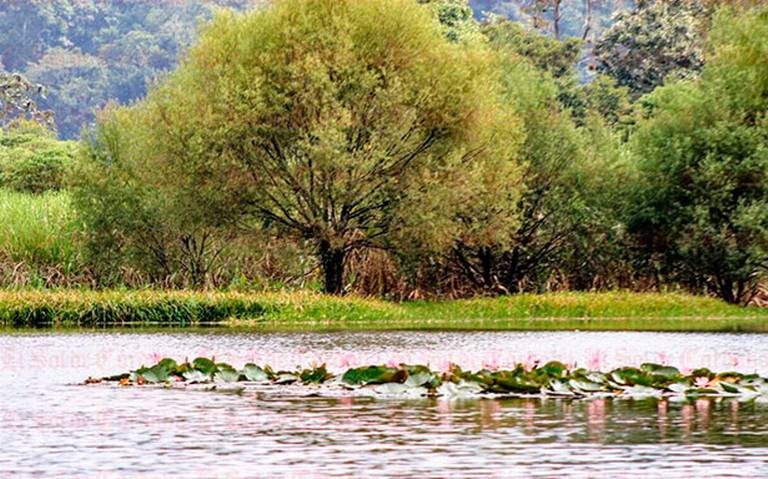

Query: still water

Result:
[2,330,768,477]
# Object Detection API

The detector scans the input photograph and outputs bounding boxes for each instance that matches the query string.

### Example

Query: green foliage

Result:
[594,0,707,98]
[443,22,627,293]
[627,7,768,304]
[0,0,268,138]
[418,0,482,43]
[1,290,766,329]
[82,0,524,294]
[0,121,75,193]
[482,18,581,78]
[481,18,631,126]
[105,355,768,401]
[0,189,78,278]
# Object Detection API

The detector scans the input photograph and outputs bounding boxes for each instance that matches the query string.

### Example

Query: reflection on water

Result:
[2,330,768,477]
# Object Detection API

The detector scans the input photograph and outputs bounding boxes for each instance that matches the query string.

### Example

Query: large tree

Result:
[80,0,524,294]
[627,7,768,304]
[593,0,706,98]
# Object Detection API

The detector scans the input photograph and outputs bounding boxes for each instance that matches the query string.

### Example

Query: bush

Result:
[626,7,768,304]
[0,121,75,193]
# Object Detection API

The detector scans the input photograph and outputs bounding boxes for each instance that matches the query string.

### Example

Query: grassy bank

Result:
[0,290,767,331]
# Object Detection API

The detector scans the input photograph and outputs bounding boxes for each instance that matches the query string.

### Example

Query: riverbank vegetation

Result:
[1,290,766,329]
[0,1,767,307]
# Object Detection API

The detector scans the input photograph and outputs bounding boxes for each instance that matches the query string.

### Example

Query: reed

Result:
[0,190,78,270]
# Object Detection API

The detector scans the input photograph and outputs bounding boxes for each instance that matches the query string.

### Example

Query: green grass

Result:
[0,289,766,331]
[0,189,78,268]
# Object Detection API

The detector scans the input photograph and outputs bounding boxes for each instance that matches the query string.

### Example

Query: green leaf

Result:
[192,357,217,375]
[214,369,241,383]
[140,365,170,384]
[274,373,298,384]
[341,366,406,386]
[183,370,211,384]
[300,365,332,384]
[240,363,269,382]
[540,361,568,377]
[156,358,179,372]
[405,371,437,388]
[569,379,605,393]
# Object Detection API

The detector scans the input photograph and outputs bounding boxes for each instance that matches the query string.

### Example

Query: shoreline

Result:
[0,290,766,331]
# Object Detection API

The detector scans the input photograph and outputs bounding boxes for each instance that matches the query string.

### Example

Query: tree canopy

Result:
[78,0,524,294]
[627,6,768,303]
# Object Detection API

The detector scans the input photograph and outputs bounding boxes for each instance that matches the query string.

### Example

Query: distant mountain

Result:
[0,0,630,138]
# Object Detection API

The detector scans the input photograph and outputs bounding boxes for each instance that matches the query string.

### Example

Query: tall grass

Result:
[0,189,80,284]
[1,290,766,329]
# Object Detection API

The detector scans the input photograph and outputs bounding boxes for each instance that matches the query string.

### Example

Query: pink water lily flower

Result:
[338,352,357,369]
[437,360,455,373]
[522,354,540,372]
[694,376,710,388]
[483,355,500,371]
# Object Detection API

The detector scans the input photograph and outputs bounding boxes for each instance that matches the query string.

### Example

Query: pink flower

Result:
[150,352,163,363]
[522,354,539,372]
[658,352,669,365]
[694,377,710,388]
[437,360,455,373]
[588,351,603,371]
[483,355,500,371]
[338,352,356,369]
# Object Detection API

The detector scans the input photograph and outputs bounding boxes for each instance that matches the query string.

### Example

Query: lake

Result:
[2,330,768,477]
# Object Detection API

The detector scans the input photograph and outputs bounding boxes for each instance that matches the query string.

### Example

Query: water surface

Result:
[2,330,768,477]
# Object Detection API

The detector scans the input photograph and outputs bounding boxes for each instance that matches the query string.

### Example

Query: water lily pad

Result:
[183,370,211,384]
[547,379,576,396]
[541,361,568,376]
[667,382,688,394]
[214,369,241,383]
[192,357,217,375]
[241,363,269,382]
[405,371,438,388]
[300,365,332,384]
[622,385,663,397]
[342,366,406,385]
[274,373,298,384]
[569,379,605,393]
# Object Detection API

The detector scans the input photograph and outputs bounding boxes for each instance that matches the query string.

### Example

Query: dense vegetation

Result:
[0,0,766,306]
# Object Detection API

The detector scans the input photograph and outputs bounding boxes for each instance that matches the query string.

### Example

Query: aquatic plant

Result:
[90,357,768,401]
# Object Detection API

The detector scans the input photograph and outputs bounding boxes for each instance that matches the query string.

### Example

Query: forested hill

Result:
[0,0,634,139]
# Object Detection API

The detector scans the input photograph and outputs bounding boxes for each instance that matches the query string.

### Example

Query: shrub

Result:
[0,121,75,193]
[626,7,768,304]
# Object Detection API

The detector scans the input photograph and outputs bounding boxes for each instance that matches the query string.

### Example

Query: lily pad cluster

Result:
[91,357,768,400]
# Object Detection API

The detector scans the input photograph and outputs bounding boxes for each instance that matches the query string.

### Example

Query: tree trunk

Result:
[319,240,345,295]
[479,246,495,290]
[553,0,562,40]
[582,0,593,41]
